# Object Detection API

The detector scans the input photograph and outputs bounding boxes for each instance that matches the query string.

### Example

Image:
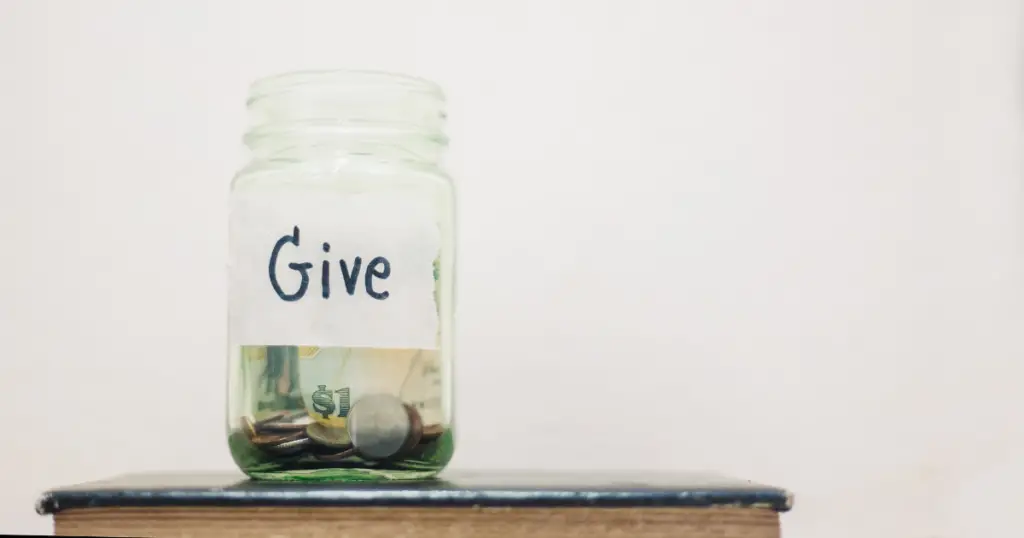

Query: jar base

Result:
[228,428,454,483]
[244,467,442,482]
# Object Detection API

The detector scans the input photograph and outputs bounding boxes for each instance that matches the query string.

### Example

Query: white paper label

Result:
[229,190,440,349]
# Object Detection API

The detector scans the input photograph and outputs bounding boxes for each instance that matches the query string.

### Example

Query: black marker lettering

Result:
[268,226,312,301]
[365,256,390,300]
[339,257,362,295]
[321,243,331,298]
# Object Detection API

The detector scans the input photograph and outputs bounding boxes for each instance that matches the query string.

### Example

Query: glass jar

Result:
[226,70,455,481]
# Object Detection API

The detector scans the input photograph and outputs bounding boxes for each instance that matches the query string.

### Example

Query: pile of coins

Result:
[241,393,444,463]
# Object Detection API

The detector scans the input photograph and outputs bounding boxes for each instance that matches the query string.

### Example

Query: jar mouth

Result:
[248,69,445,106]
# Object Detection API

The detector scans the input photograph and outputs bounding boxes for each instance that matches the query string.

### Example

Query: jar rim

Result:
[248,69,444,104]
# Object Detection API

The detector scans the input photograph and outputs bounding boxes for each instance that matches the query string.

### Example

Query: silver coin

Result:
[263,436,311,455]
[348,394,412,460]
[261,414,315,433]
[253,412,287,426]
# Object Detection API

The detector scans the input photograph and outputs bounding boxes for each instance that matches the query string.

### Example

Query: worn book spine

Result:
[55,506,780,538]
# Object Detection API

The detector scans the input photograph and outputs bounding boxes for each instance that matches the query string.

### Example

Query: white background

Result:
[1,1,1022,536]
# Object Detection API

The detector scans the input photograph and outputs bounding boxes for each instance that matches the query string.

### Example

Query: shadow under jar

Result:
[226,70,455,481]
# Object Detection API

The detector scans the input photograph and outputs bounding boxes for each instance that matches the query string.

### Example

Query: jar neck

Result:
[243,70,447,168]
[246,126,446,167]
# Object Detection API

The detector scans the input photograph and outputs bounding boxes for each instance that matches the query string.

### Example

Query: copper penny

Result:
[420,424,445,443]
[313,447,358,462]
[251,430,304,447]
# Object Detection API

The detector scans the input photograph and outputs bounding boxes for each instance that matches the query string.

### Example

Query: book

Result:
[37,471,793,537]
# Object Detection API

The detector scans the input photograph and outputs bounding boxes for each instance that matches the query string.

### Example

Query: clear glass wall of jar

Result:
[226,70,455,481]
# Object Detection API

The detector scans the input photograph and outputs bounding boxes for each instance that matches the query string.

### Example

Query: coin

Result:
[399,404,424,455]
[348,394,412,461]
[253,411,288,426]
[420,424,445,443]
[241,417,258,440]
[260,414,314,433]
[263,437,311,455]
[250,430,305,447]
[306,422,352,449]
[313,447,357,462]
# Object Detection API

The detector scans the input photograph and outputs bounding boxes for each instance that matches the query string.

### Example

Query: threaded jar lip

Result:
[243,122,450,150]
[247,69,445,105]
